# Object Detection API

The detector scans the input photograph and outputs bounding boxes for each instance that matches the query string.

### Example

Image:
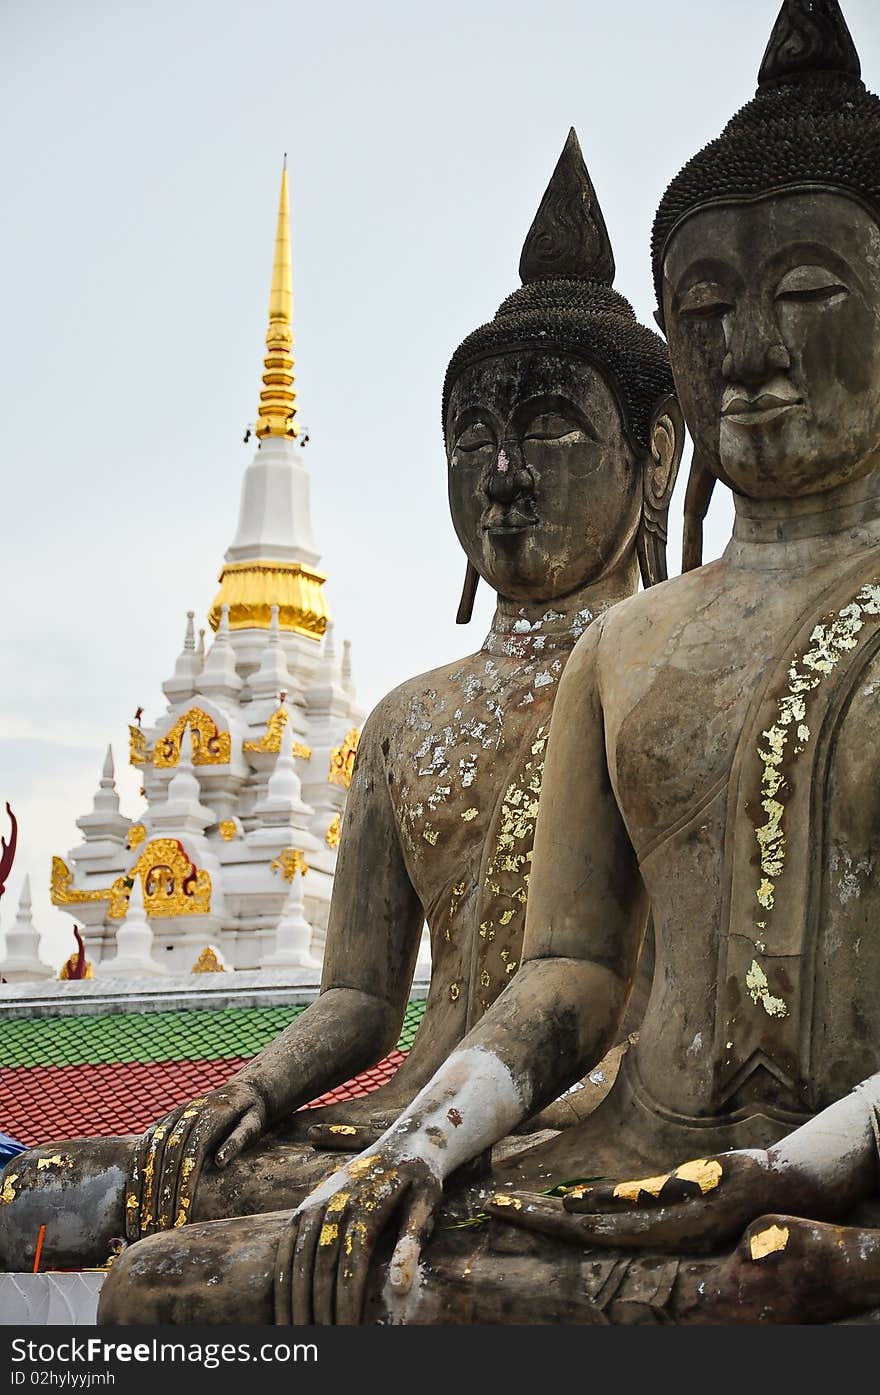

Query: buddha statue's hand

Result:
[274,1147,443,1325]
[557,1149,787,1253]
[485,1150,786,1255]
[126,1079,267,1241]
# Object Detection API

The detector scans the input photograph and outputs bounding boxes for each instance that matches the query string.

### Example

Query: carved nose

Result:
[722,304,792,385]
[486,445,532,503]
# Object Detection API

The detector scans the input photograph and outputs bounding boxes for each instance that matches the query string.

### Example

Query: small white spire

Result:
[249,604,293,702]
[341,639,355,698]
[75,746,130,844]
[260,859,318,971]
[197,627,206,664]
[0,873,53,981]
[200,605,243,699]
[162,610,202,706]
[100,874,167,978]
[266,714,305,805]
[167,724,200,803]
[304,620,348,719]
[147,723,214,838]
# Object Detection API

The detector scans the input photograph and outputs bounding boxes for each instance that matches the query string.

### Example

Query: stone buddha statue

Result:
[94,0,880,1326]
[0,132,682,1276]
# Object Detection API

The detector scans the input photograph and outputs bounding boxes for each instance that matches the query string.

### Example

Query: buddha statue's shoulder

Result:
[360,649,490,734]
[587,560,731,678]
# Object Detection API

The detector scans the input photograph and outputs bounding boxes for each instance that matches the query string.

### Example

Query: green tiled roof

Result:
[0,1000,427,1069]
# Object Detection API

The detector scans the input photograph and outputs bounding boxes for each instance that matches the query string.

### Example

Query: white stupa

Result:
[0,876,54,983]
[50,160,362,974]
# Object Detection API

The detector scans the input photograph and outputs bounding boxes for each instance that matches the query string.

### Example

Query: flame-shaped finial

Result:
[255,160,298,439]
[519,128,615,287]
[759,0,861,87]
[0,803,17,900]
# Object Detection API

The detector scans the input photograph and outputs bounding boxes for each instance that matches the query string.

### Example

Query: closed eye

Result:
[523,412,594,445]
[454,423,495,453]
[678,281,732,321]
[775,265,849,305]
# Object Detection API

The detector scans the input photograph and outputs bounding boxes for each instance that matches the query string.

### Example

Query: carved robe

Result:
[501,542,880,1192]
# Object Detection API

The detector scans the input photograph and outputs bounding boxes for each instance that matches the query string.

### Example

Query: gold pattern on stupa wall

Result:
[271,848,309,881]
[51,858,112,907]
[219,820,238,841]
[243,705,311,758]
[153,708,231,767]
[325,813,342,849]
[126,823,147,850]
[52,841,212,919]
[209,560,329,639]
[191,945,226,974]
[328,728,360,789]
[129,725,148,766]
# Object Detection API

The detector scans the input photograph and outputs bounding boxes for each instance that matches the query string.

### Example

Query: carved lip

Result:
[722,387,803,427]
[482,507,537,536]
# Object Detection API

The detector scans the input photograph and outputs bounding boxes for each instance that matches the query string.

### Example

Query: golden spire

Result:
[255,156,298,439]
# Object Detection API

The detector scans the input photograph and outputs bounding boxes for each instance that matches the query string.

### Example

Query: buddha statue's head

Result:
[443,131,683,619]
[653,0,880,560]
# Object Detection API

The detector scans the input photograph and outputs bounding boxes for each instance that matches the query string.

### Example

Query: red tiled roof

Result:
[0,1002,425,1147]
[0,1052,408,1146]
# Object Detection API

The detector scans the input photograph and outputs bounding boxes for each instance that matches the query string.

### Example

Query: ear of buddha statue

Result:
[639,395,685,587]
[681,451,717,575]
[455,561,480,625]
[445,128,677,613]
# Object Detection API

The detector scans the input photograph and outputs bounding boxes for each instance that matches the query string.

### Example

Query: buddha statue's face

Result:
[663,191,880,499]
[445,349,641,603]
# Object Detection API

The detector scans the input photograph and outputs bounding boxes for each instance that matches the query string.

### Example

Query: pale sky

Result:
[2,0,878,968]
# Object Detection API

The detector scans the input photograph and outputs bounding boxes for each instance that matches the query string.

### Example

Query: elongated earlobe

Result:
[682,452,716,573]
[456,562,480,624]
[638,395,685,588]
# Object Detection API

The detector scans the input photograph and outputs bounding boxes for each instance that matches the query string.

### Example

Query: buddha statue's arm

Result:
[128,704,425,1240]
[234,704,426,1119]
[275,619,650,1323]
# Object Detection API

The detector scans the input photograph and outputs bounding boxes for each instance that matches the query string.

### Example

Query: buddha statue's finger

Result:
[307,1123,380,1152]
[485,1191,594,1244]
[273,1213,300,1325]
[334,1179,416,1325]
[136,1116,176,1238]
[564,1158,725,1213]
[216,1104,267,1168]
[312,1192,351,1325]
[557,1198,727,1254]
[155,1102,205,1231]
[125,1128,156,1242]
[387,1184,438,1296]
[291,1206,324,1325]
[169,1106,239,1230]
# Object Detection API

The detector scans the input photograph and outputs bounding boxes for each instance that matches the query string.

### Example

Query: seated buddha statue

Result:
[93,0,880,1327]
[0,131,682,1275]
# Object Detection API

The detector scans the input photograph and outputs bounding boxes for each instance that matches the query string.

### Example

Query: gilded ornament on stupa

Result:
[328,728,360,789]
[243,705,312,759]
[126,823,147,850]
[325,813,342,849]
[191,945,226,974]
[270,848,309,881]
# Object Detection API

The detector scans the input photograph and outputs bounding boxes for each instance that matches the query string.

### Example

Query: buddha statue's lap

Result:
[0,133,678,1274]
